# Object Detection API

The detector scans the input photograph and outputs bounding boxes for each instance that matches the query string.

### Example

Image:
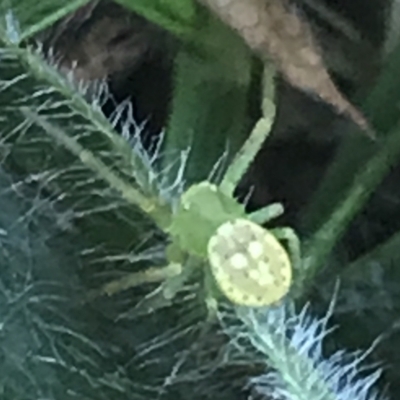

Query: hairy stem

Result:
[21,107,172,229]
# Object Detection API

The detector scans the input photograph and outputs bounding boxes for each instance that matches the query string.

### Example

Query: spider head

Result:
[168,181,246,258]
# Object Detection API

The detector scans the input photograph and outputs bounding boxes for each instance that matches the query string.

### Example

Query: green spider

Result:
[20,67,301,315]
[164,181,300,308]
[90,74,301,315]
[94,178,301,318]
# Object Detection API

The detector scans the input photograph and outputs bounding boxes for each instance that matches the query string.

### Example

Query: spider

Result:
[91,116,302,318]
[19,66,301,317]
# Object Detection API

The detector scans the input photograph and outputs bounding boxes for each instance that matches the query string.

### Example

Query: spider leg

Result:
[87,263,182,300]
[248,202,284,225]
[117,284,173,320]
[270,227,302,271]
[220,68,275,195]
[219,118,274,196]
[118,257,199,320]
[203,268,219,321]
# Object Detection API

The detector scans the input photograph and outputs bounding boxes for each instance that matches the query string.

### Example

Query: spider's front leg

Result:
[118,257,199,320]
[86,241,200,319]
[86,262,182,301]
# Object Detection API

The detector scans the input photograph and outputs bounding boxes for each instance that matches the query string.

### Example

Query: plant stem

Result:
[19,0,90,41]
[114,0,197,38]
[21,107,172,230]
[302,41,400,235]
[301,120,400,288]
[345,230,400,278]
[162,11,253,186]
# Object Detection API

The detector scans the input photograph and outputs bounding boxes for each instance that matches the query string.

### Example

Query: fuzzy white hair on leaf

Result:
[219,301,386,400]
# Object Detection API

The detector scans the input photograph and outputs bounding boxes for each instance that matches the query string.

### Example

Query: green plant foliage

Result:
[162,10,255,184]
[300,42,400,288]
[113,0,197,38]
[0,0,90,41]
[1,1,400,399]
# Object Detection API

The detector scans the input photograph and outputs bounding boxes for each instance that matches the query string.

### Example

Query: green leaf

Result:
[162,11,254,184]
[113,0,197,38]
[0,0,90,42]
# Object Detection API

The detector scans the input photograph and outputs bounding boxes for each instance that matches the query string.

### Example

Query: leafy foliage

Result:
[1,1,400,400]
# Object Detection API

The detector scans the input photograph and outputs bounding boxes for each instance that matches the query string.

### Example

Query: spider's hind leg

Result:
[270,226,302,272]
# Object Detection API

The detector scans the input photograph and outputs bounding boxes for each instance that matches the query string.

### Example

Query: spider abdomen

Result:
[207,218,292,307]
